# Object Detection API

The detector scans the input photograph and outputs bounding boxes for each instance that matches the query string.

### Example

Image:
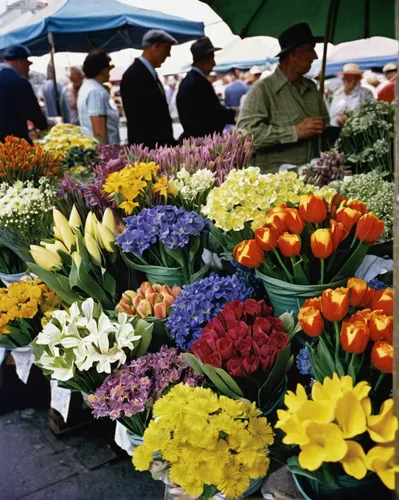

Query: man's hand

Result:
[296,117,325,139]
[336,114,348,127]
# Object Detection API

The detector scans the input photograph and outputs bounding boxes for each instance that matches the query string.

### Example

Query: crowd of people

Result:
[0,23,396,173]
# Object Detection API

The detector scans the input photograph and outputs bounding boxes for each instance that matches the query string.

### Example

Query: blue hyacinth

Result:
[296,347,313,376]
[367,278,389,291]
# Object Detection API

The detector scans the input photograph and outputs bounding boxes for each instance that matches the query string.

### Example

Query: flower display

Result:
[301,150,350,186]
[167,274,253,350]
[89,346,203,435]
[276,374,399,490]
[133,383,273,498]
[33,297,146,391]
[41,124,98,157]
[116,282,181,319]
[169,167,215,211]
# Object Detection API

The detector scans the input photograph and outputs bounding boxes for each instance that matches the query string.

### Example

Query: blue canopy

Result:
[0,0,205,55]
[213,58,277,73]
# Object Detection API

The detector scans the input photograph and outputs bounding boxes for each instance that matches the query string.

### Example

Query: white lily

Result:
[115,313,141,350]
[92,345,126,374]
[36,322,63,350]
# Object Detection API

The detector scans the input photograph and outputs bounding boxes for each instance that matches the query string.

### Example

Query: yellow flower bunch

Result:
[202,167,336,232]
[133,383,273,498]
[103,162,172,215]
[42,124,97,156]
[276,373,399,490]
[0,279,61,335]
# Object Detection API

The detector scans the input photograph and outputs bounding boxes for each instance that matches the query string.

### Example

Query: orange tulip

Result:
[355,213,385,243]
[347,278,375,308]
[254,226,279,251]
[371,288,393,315]
[264,212,288,234]
[348,199,367,215]
[311,229,334,259]
[348,308,372,326]
[277,232,301,257]
[268,204,287,214]
[335,207,361,232]
[371,341,393,373]
[330,219,348,250]
[369,311,393,342]
[298,305,324,337]
[285,208,305,234]
[321,287,350,322]
[340,320,370,354]
[302,297,322,310]
[233,239,264,268]
[299,194,327,223]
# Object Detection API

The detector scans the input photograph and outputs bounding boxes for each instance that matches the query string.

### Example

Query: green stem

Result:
[334,321,345,376]
[272,249,293,283]
[320,258,325,285]
[374,372,385,393]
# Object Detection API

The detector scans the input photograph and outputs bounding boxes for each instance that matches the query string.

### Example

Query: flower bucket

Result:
[255,271,347,318]
[126,261,209,288]
[0,271,29,287]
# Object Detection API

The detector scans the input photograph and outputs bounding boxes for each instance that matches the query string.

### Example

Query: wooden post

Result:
[48,31,62,117]
[395,0,399,496]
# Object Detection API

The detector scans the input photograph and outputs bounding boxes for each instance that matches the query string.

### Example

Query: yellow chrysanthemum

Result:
[247,416,274,446]
[132,445,153,471]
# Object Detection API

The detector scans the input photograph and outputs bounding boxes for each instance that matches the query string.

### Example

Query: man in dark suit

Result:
[120,30,178,148]
[177,37,236,139]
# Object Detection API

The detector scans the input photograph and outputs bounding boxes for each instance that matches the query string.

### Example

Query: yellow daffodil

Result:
[367,399,398,443]
[284,383,308,413]
[152,176,169,198]
[119,200,139,215]
[335,391,367,438]
[366,446,399,490]
[296,400,335,424]
[275,411,310,445]
[340,440,368,480]
[299,422,348,471]
[311,373,354,406]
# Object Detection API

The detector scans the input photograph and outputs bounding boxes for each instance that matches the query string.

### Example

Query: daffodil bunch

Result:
[169,168,216,212]
[29,206,136,309]
[0,278,61,348]
[133,383,273,498]
[103,162,174,216]
[41,124,98,157]
[33,297,152,393]
[276,373,399,491]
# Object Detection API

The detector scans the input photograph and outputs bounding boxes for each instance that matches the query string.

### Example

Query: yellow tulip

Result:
[69,205,82,229]
[30,245,62,271]
[53,226,63,241]
[84,212,98,238]
[41,241,68,255]
[53,208,75,251]
[72,251,82,268]
[102,208,117,234]
[96,223,115,252]
[84,233,102,267]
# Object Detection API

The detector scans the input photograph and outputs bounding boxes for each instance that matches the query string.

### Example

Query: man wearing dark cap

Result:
[177,37,235,139]
[238,23,329,173]
[120,29,178,148]
[0,44,47,143]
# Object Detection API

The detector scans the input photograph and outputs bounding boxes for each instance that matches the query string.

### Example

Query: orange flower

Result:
[299,194,327,223]
[330,219,348,250]
[340,320,370,354]
[347,278,375,308]
[335,207,361,232]
[321,288,350,322]
[371,341,393,373]
[298,305,324,337]
[348,200,367,215]
[277,232,301,257]
[302,297,321,310]
[268,204,287,214]
[233,239,264,268]
[264,212,287,234]
[369,311,393,342]
[285,208,305,234]
[371,288,393,315]
[254,226,278,251]
[348,308,372,326]
[355,213,385,243]
[311,229,334,259]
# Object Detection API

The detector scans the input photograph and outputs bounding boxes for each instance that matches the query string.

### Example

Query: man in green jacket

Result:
[238,23,329,173]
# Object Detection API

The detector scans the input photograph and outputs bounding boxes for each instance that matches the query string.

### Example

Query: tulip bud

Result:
[371,341,393,373]
[299,195,327,223]
[53,226,63,242]
[152,284,162,293]
[84,212,98,238]
[163,294,175,307]
[146,292,160,306]
[133,295,143,309]
[302,297,321,310]
[321,287,349,322]
[123,290,138,301]
[171,285,182,298]
[144,286,155,299]
[233,239,265,268]
[311,229,333,259]
[30,245,62,271]
[41,240,68,255]
[347,278,375,308]
[102,208,117,234]
[255,226,279,251]
[59,224,76,252]
[336,207,361,233]
[154,301,167,319]
[348,309,372,325]
[84,233,102,267]
[96,223,115,252]
[340,320,370,354]
[72,251,82,268]
[264,212,287,234]
[69,205,82,229]
[285,208,305,234]
[278,232,301,258]
[371,288,393,315]
[139,282,152,295]
[298,305,324,337]
[370,311,393,342]
[160,284,172,297]
[53,208,76,251]
[355,213,385,244]
[330,220,347,250]
[136,299,153,318]
[348,200,367,215]
[115,301,133,314]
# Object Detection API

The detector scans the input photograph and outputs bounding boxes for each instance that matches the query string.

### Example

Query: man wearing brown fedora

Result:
[176,37,236,139]
[330,63,374,127]
[238,23,329,173]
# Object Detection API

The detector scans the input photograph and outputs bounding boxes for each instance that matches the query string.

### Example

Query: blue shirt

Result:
[138,56,157,79]
[41,79,64,117]
[224,80,249,107]
[191,66,206,78]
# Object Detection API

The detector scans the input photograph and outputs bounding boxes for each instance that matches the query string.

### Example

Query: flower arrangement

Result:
[0,178,56,245]
[233,195,385,286]
[116,282,181,319]
[166,274,253,350]
[133,383,273,498]
[330,172,394,243]
[89,346,203,435]
[41,124,98,157]
[33,297,150,393]
[117,205,208,285]
[0,278,61,348]
[302,150,350,187]
[0,136,61,184]
[276,374,398,491]
[169,167,216,211]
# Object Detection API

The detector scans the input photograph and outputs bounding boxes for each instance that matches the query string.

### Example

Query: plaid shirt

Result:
[238,68,329,172]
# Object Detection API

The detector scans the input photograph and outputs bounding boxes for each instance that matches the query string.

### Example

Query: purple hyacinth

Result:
[167,273,254,350]
[89,346,203,420]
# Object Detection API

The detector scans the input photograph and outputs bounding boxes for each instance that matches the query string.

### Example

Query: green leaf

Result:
[183,353,204,375]
[212,366,244,397]
[0,227,31,262]
[292,258,309,285]
[102,269,116,297]
[259,347,292,404]
[74,256,114,309]
[200,362,243,399]
[330,241,369,283]
[279,312,295,334]
[133,318,153,358]
[188,236,201,263]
